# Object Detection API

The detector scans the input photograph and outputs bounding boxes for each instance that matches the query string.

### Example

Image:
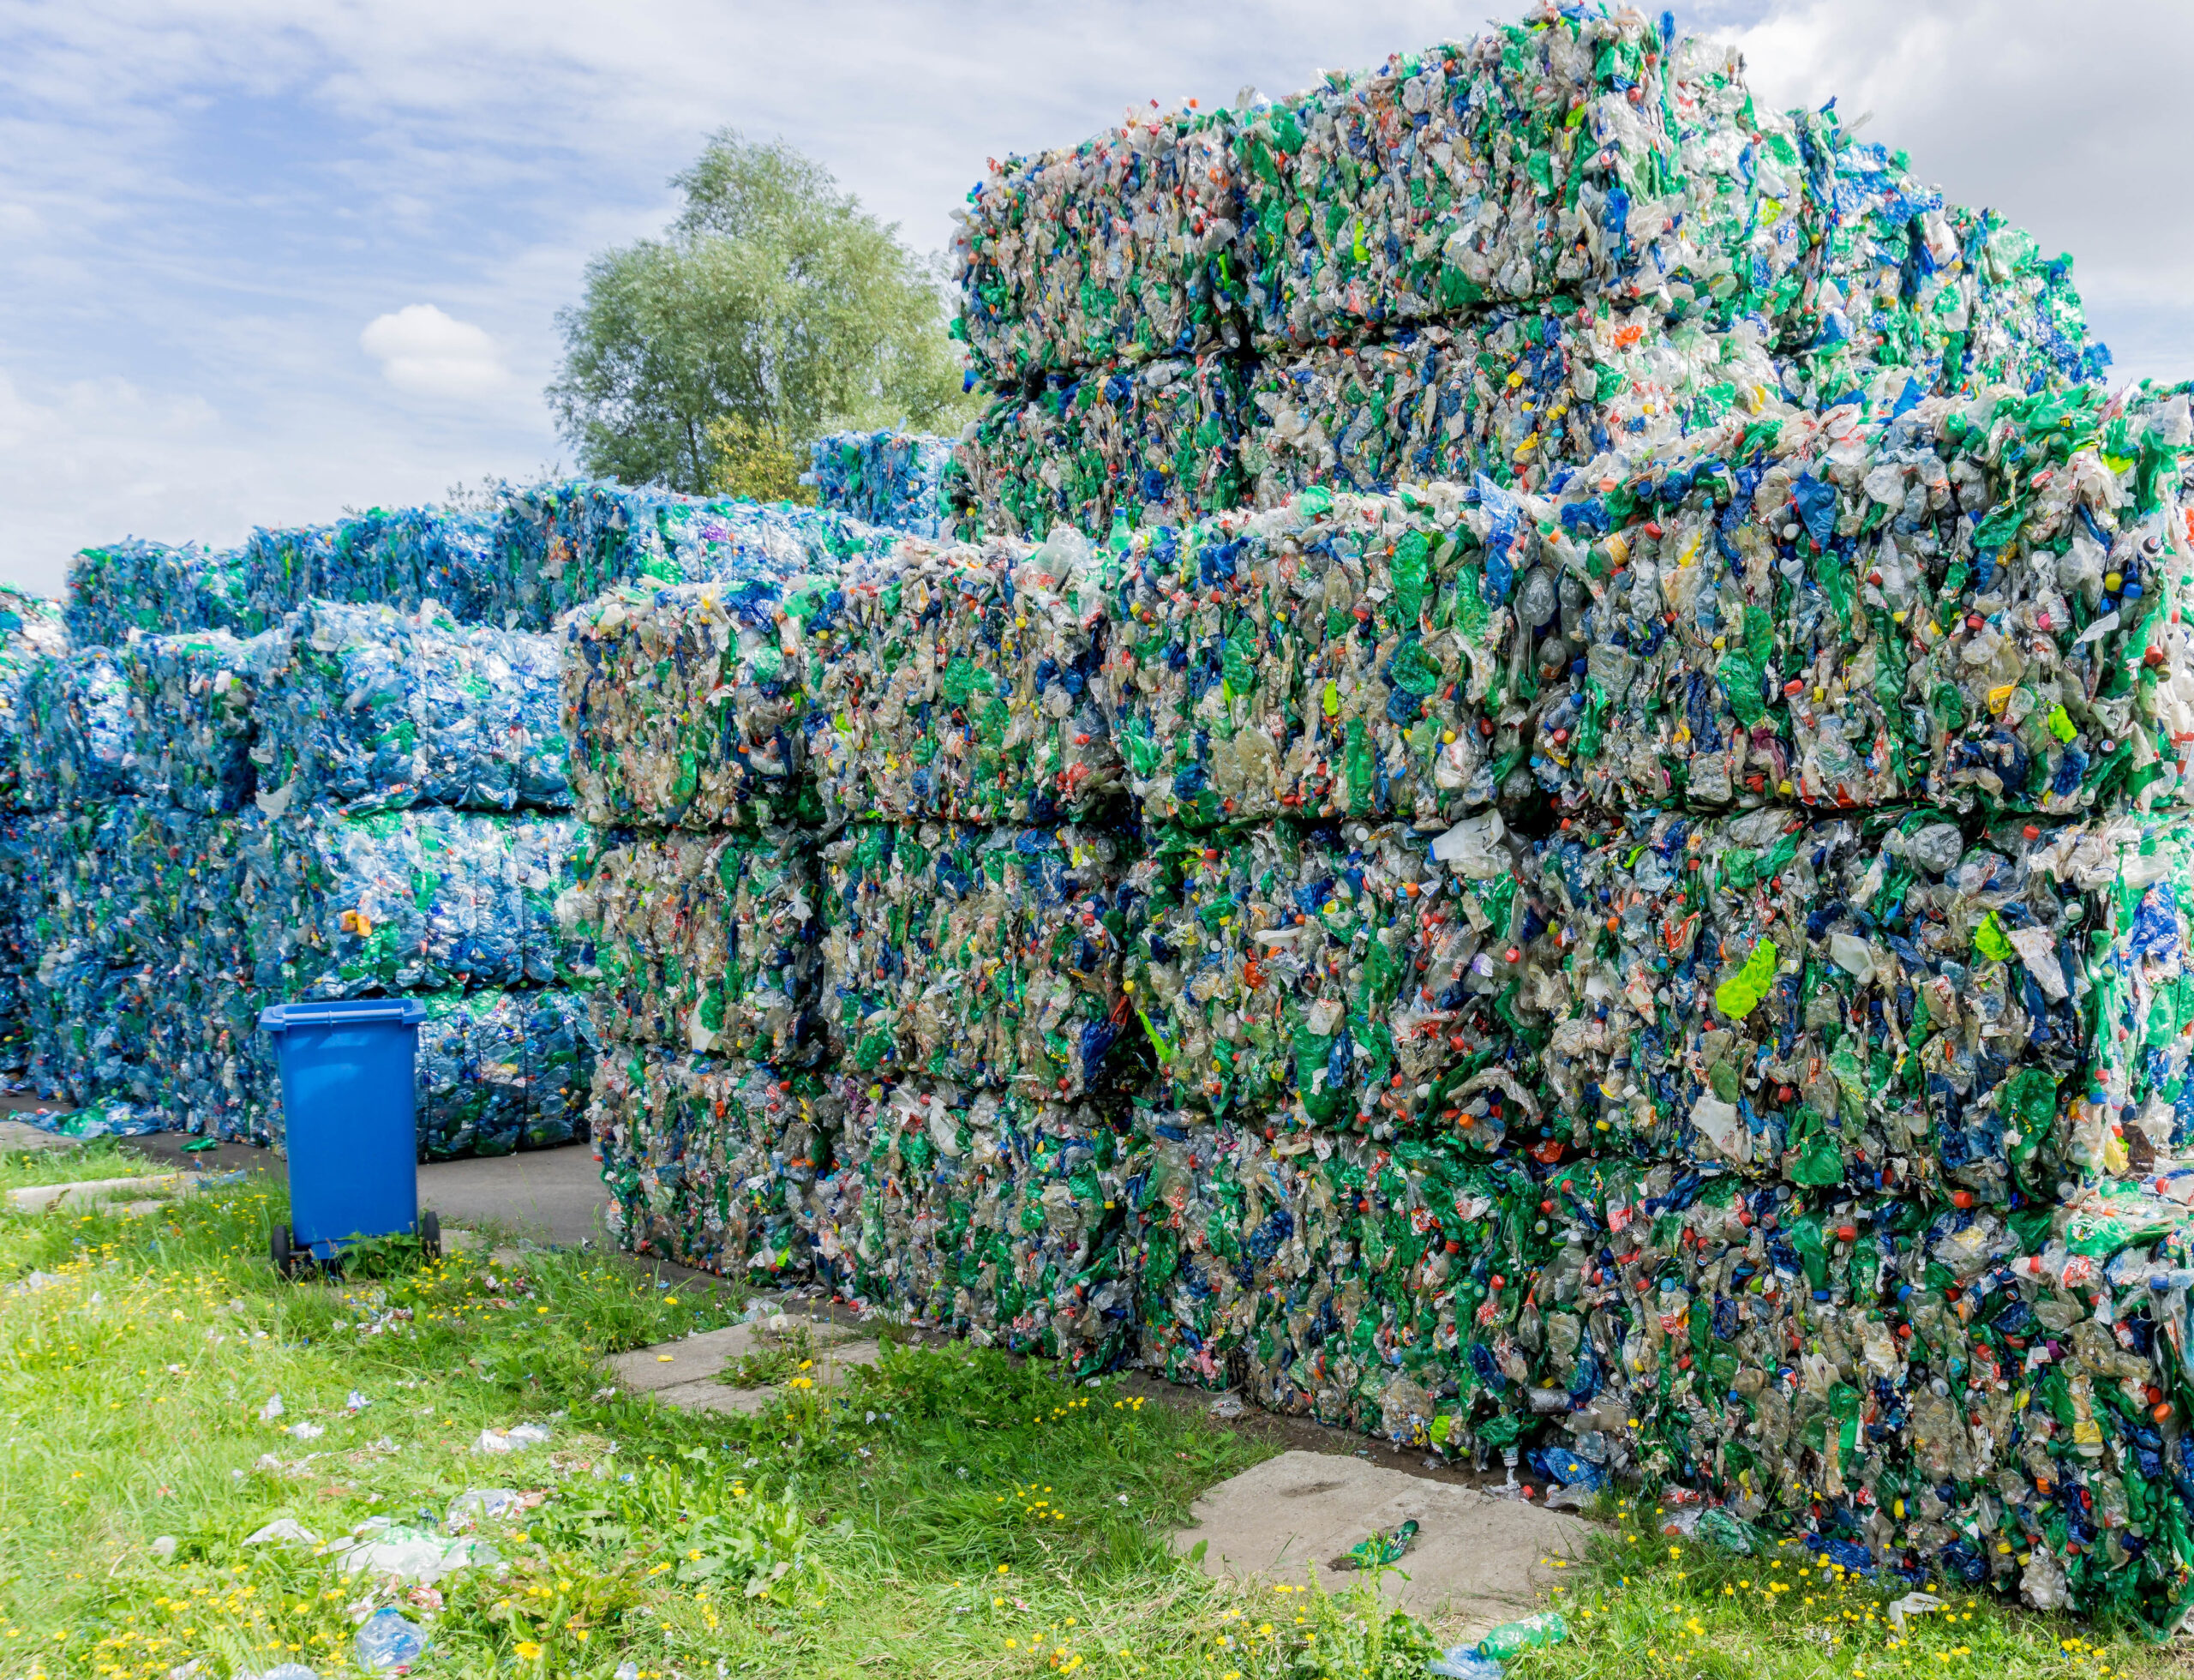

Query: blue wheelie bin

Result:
[259,999,436,1272]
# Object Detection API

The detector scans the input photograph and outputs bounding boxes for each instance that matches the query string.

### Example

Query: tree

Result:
[548,133,972,495]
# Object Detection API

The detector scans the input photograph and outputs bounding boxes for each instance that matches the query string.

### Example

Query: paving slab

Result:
[608,1313,876,1413]
[1173,1449,1592,1629]
[0,1120,79,1152]
[647,1341,884,1415]
[8,1173,190,1213]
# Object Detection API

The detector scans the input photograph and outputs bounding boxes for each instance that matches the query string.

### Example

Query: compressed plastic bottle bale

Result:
[832,1077,1135,1374]
[806,530,1120,824]
[0,591,69,811]
[249,601,567,817]
[20,648,139,808]
[590,1048,843,1281]
[951,103,1245,386]
[2016,814,2194,1187]
[1124,1099,1556,1444]
[415,987,597,1160]
[1101,379,2194,826]
[1534,1164,2194,1629]
[558,578,832,831]
[66,539,260,647]
[818,821,1131,1098]
[556,825,817,1063]
[340,507,506,626]
[956,356,1250,541]
[243,807,580,998]
[499,482,889,628]
[1512,807,2070,1197]
[1514,379,2194,818]
[1103,480,1536,828]
[806,430,955,537]
[1124,819,1528,1131]
[120,629,262,815]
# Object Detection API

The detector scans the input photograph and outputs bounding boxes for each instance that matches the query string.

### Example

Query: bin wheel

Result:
[420,1209,441,1259]
[271,1223,295,1278]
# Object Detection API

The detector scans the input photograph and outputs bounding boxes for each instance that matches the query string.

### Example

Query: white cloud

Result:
[0,0,2188,591]
[359,303,509,399]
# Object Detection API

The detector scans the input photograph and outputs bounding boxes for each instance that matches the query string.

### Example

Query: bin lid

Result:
[260,998,428,1033]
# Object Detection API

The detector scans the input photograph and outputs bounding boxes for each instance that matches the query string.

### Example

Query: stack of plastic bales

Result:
[16,486,823,1154]
[66,486,898,645]
[806,429,955,537]
[950,9,2105,543]
[566,519,1154,1347]
[878,0,2194,1632]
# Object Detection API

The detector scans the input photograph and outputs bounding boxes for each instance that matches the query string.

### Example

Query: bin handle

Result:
[259,999,428,1032]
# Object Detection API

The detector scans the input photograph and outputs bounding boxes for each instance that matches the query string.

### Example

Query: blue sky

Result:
[0,0,2185,595]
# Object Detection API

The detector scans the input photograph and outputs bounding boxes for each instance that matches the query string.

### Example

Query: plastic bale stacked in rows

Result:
[800,532,1148,1359]
[560,568,839,1275]
[807,1077,1139,1375]
[25,514,621,1156]
[949,6,2104,544]
[561,526,1157,1355]
[0,591,72,1071]
[931,1,2194,1623]
[806,430,956,537]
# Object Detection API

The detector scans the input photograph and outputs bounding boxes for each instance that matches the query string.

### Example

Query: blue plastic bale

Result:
[249,601,567,816]
[121,629,264,815]
[805,430,955,537]
[20,648,138,808]
[0,589,69,812]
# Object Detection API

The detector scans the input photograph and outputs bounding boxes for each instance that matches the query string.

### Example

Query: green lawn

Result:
[0,1141,2180,1680]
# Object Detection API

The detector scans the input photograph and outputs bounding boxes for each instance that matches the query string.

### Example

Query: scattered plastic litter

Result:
[243,1517,318,1546]
[351,1605,428,1672]
[1331,1517,1419,1570]
[474,1423,552,1455]
[1473,1612,1568,1661]
[1427,1648,1505,1680]
[330,1520,500,1582]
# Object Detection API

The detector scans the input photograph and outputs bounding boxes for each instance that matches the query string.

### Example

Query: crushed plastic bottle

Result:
[351,1605,427,1672]
[1473,1612,1568,1661]
[1332,1517,1419,1569]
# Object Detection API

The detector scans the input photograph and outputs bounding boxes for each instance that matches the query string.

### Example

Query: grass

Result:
[0,1143,1437,1679]
[2,1138,2185,1680]
[1505,1497,2181,1680]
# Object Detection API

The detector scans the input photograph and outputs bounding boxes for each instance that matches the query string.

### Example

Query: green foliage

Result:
[548,131,974,493]
[704,413,816,505]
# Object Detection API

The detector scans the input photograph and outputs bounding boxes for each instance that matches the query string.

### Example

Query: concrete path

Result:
[608,1314,882,1415]
[1174,1449,1591,1629]
[417,1147,608,1247]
